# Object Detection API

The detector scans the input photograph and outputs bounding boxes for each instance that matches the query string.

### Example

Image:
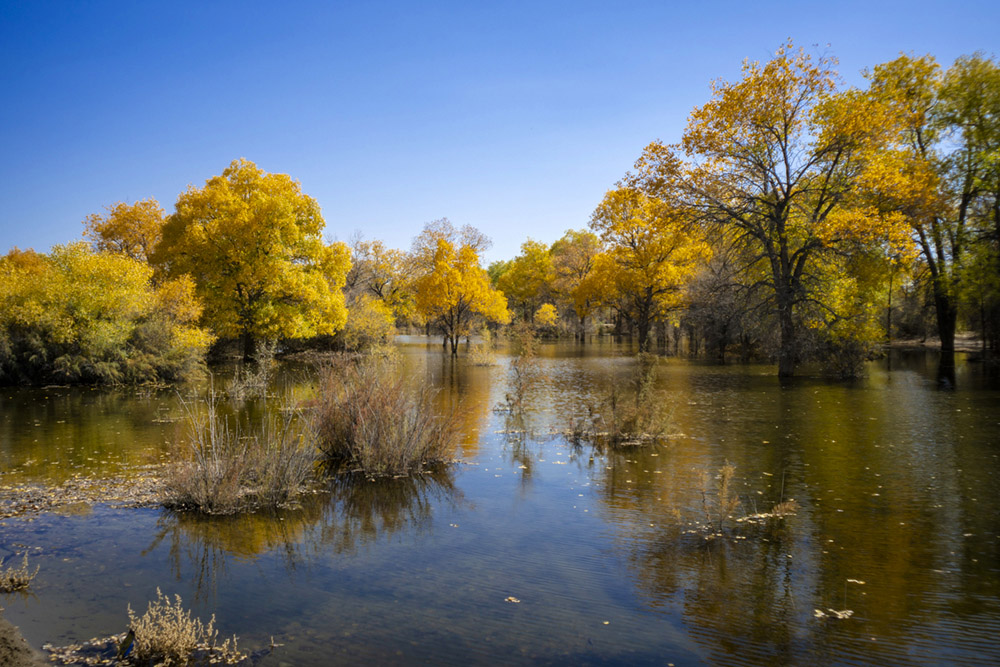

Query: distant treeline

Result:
[2,43,998,383]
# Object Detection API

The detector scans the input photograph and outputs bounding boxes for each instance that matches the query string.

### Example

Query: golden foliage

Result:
[0,243,211,384]
[155,159,349,351]
[412,224,510,352]
[586,187,710,348]
[83,198,166,264]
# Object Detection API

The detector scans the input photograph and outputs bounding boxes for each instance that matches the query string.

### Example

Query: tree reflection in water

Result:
[145,467,461,602]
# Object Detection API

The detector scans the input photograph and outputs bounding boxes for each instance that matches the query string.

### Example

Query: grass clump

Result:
[313,356,459,477]
[467,326,499,366]
[569,353,671,449]
[163,394,316,514]
[126,588,243,665]
[0,553,39,592]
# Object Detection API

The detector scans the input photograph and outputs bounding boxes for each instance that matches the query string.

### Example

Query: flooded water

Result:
[2,339,999,665]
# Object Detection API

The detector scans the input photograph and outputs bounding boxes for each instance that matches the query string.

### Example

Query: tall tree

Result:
[868,52,1000,355]
[550,229,601,336]
[154,159,350,361]
[83,198,166,264]
[496,239,554,321]
[635,42,909,375]
[411,222,509,353]
[587,187,710,351]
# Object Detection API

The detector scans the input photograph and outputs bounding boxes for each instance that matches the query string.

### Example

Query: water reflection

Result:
[146,468,462,602]
[320,468,463,554]
[585,356,1000,665]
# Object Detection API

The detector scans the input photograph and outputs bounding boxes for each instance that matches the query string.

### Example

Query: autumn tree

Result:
[411,221,509,353]
[83,198,166,264]
[154,159,350,361]
[634,42,910,375]
[585,187,710,351]
[867,52,1000,356]
[496,239,554,321]
[0,243,211,384]
[345,236,415,321]
[550,229,601,337]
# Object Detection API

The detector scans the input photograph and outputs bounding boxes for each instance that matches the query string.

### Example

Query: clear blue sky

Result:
[1,1,997,263]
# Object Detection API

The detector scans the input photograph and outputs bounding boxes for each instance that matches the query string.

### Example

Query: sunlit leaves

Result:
[155,159,348,354]
[412,230,510,353]
[0,244,211,384]
[83,199,166,264]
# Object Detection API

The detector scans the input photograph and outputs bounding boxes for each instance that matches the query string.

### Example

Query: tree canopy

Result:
[155,159,350,360]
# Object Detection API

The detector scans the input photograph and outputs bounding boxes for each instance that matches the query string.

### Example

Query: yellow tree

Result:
[866,53,1000,355]
[588,187,710,351]
[83,198,166,264]
[496,239,555,321]
[413,237,509,354]
[345,237,415,321]
[550,228,601,336]
[154,159,350,361]
[0,243,211,384]
[635,42,909,375]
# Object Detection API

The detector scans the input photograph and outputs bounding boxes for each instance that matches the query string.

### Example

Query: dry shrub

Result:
[313,356,459,476]
[127,588,242,665]
[164,395,316,514]
[467,326,498,366]
[0,553,38,592]
[571,353,671,449]
[702,462,742,530]
[502,321,542,414]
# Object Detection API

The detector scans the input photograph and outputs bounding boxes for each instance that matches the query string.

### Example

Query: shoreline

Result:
[885,334,984,354]
[0,615,47,667]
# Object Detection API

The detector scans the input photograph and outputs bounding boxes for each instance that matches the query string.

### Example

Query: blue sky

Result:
[1,1,997,263]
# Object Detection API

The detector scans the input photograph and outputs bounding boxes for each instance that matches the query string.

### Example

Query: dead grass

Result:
[0,553,38,592]
[163,394,317,514]
[568,353,671,449]
[125,588,243,665]
[467,326,499,366]
[313,356,459,477]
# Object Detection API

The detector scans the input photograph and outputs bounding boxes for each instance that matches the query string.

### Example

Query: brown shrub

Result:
[312,356,459,476]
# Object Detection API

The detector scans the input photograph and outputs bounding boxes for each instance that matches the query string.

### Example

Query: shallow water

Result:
[1,340,999,665]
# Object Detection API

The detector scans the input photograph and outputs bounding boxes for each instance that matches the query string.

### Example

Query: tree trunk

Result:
[932,278,957,353]
[241,331,257,363]
[777,302,796,378]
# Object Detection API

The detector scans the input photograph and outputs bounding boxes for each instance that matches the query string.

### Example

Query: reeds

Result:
[313,356,459,476]
[163,394,316,514]
[0,553,38,592]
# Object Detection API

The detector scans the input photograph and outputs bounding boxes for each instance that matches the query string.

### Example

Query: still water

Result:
[1,339,999,665]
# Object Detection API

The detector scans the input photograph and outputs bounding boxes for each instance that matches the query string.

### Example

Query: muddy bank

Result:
[0,615,47,667]
[0,466,165,521]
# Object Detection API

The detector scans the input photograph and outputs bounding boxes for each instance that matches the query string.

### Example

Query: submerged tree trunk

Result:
[932,277,957,353]
[241,331,257,363]
[777,302,797,378]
